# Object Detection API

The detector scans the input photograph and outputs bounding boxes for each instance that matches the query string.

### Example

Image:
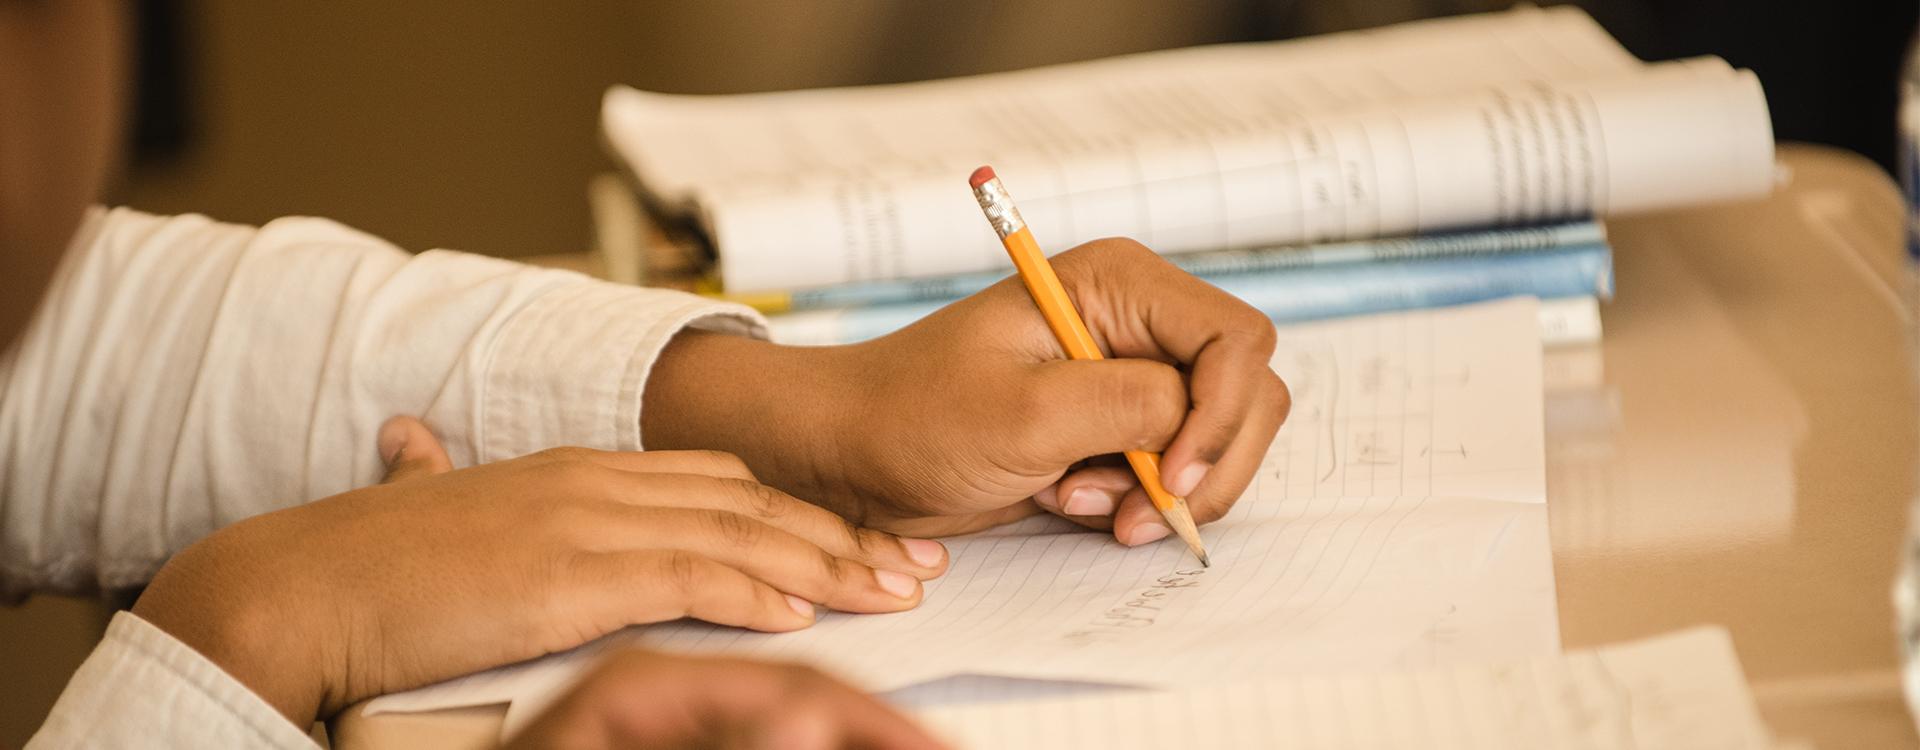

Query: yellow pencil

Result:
[968,165,1210,567]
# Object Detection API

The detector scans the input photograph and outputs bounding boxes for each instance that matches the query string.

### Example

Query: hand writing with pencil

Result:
[644,236,1291,548]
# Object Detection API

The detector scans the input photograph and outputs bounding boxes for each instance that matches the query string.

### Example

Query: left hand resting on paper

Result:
[132,418,946,728]
[644,237,1290,544]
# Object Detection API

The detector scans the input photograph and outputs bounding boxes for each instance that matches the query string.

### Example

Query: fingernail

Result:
[377,419,409,464]
[1167,461,1211,497]
[1127,521,1171,546]
[1062,487,1116,516]
[785,594,815,620]
[901,538,946,568]
[874,569,919,599]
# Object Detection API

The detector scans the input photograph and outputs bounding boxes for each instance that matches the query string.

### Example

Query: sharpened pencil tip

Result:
[1163,495,1211,569]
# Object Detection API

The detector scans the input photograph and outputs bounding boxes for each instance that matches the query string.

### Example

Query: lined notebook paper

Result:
[368,298,1558,735]
[917,627,1773,750]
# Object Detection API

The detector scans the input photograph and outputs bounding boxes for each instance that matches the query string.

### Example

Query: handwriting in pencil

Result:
[1060,568,1210,647]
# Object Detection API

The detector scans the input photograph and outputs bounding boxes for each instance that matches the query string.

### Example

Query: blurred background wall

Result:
[6,1,1913,745]
[105,0,1919,260]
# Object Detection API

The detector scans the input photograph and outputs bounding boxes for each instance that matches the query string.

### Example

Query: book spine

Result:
[766,243,1614,346]
[785,273,1000,311]
[1205,244,1612,326]
[764,222,1605,312]
[1172,222,1606,277]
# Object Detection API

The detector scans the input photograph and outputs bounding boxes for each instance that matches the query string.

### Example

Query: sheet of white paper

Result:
[367,298,1558,737]
[916,626,1773,750]
[606,6,1638,203]
[1264,296,1546,504]
[695,59,1771,291]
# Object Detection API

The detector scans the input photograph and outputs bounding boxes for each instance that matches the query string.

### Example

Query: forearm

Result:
[0,207,765,597]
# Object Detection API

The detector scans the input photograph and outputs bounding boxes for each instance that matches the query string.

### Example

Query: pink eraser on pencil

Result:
[969,165,997,188]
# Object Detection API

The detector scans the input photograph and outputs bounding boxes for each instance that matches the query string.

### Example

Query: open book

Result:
[601,6,1774,293]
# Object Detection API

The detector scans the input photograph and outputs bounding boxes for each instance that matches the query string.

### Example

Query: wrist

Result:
[641,330,872,514]
[131,523,329,727]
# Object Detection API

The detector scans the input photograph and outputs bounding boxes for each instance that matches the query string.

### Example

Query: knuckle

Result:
[1194,415,1243,460]
[1217,323,1275,361]
[1246,316,1279,353]
[699,450,754,479]
[1193,497,1233,524]
[1060,237,1152,276]
[1149,365,1190,412]
[559,463,627,504]
[712,478,791,520]
[846,525,888,560]
[655,550,703,596]
[1094,237,1161,278]
[1266,371,1293,423]
[702,509,764,550]
[1096,236,1153,260]
[1105,366,1186,446]
[535,446,594,464]
[817,549,850,586]
[530,456,594,491]
[525,454,573,484]
[737,481,788,519]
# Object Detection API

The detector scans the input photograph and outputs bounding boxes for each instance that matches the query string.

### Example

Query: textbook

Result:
[764,243,1613,346]
[717,221,1603,313]
[600,6,1772,294]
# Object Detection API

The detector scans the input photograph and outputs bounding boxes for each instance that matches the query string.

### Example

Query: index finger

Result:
[1061,239,1280,497]
[593,471,949,579]
[528,446,759,481]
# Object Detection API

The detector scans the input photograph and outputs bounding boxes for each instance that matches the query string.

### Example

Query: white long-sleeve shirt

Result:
[10,207,765,748]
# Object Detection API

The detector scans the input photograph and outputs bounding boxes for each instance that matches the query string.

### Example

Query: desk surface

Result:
[333,144,1920,749]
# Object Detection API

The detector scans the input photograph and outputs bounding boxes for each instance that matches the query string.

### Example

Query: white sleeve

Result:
[0,207,767,598]
[28,611,319,749]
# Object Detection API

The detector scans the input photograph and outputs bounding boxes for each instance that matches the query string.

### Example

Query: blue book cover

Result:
[749,222,1604,313]
[766,243,1613,346]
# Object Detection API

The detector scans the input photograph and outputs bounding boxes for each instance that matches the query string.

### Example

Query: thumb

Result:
[1020,358,1188,468]
[378,416,453,483]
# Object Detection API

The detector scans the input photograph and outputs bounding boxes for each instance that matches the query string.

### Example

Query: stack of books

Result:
[590,6,1774,346]
[718,223,1612,346]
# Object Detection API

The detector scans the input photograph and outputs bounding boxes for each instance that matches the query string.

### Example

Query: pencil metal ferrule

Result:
[972,178,1026,239]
